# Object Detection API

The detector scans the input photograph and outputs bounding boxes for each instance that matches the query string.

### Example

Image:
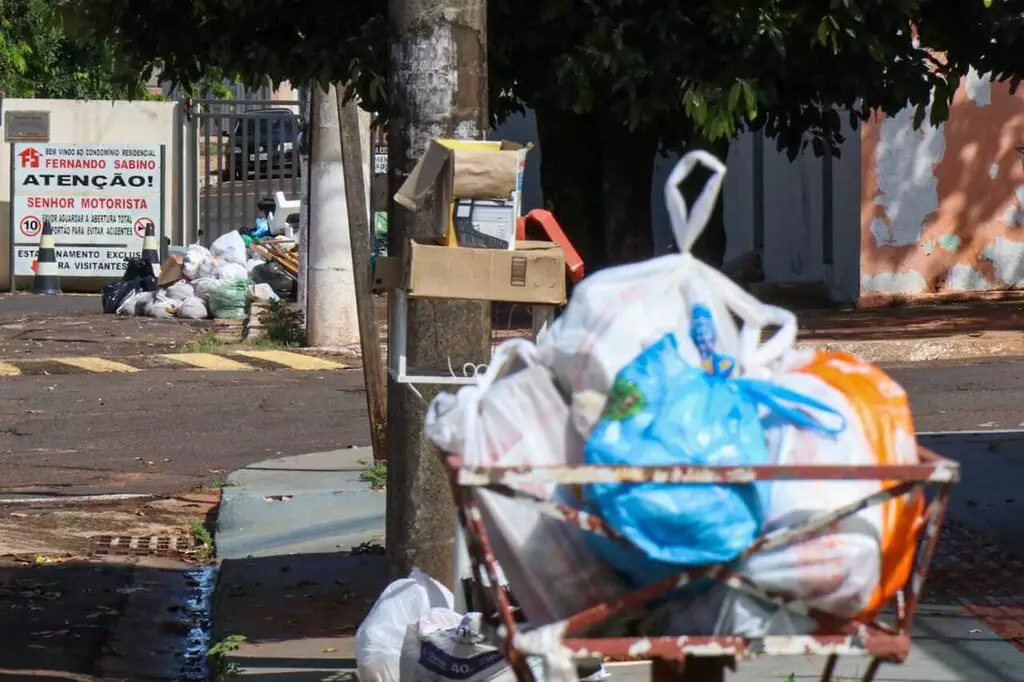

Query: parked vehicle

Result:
[223,108,301,180]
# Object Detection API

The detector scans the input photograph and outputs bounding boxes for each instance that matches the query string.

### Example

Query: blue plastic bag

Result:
[583,330,844,581]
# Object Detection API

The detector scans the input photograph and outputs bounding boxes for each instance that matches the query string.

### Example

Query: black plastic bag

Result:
[123,256,158,291]
[251,262,296,299]
[102,278,140,314]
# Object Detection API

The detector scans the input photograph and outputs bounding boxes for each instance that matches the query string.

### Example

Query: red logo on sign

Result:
[19,215,42,238]
[18,148,41,169]
[133,217,154,239]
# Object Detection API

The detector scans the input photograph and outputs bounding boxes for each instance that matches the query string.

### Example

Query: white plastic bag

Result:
[426,339,629,626]
[116,290,147,316]
[210,230,247,265]
[190,277,217,301]
[246,282,280,302]
[143,291,178,318]
[245,257,265,273]
[197,256,224,280]
[176,296,209,320]
[166,281,195,302]
[399,610,516,682]
[182,244,211,280]
[217,262,249,281]
[536,151,797,396]
[744,371,882,619]
[355,569,455,682]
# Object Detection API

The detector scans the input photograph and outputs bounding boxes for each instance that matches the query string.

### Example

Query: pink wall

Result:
[860,72,1024,304]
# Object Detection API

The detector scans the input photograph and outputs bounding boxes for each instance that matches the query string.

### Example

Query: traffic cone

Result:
[141,221,159,265]
[31,220,61,295]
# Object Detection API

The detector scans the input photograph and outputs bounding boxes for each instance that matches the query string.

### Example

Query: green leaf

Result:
[728,82,742,112]
[741,81,758,120]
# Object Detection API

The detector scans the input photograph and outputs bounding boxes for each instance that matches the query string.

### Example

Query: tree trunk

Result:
[681,130,730,267]
[534,107,605,270]
[600,118,658,267]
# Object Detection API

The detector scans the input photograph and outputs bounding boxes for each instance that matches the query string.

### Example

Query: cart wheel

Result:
[651,657,729,681]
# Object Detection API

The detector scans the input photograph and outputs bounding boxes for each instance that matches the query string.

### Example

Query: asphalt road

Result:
[0,369,369,496]
[0,357,1019,497]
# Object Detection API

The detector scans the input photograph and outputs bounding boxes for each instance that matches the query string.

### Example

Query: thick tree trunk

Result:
[600,118,658,267]
[534,107,605,270]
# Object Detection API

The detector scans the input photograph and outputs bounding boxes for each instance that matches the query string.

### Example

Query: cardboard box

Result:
[157,255,184,286]
[374,240,565,305]
[394,139,530,250]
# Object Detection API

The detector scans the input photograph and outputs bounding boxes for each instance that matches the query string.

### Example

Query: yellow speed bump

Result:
[57,357,140,373]
[234,350,348,371]
[0,362,21,376]
[164,353,254,371]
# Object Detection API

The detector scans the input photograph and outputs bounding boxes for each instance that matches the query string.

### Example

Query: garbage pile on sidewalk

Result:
[376,151,926,678]
[100,229,297,320]
[356,569,555,682]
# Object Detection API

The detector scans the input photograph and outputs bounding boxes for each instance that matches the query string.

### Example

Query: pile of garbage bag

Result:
[101,230,295,320]
[420,151,925,652]
[357,568,560,682]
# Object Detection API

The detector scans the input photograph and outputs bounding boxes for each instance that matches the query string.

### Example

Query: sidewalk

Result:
[209,434,1024,681]
[795,300,1024,364]
[211,447,386,679]
[487,299,1024,364]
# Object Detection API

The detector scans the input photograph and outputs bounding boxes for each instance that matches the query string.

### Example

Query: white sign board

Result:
[10,142,163,278]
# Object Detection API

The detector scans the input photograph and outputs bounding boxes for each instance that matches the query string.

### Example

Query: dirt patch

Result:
[0,488,221,558]
[0,304,214,359]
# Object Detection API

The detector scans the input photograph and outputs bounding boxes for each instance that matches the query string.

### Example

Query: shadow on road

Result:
[211,552,388,679]
[0,558,212,681]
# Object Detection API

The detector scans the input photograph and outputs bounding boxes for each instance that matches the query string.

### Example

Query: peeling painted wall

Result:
[860,72,1024,300]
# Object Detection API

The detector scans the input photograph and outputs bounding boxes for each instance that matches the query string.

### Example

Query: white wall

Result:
[0,99,183,291]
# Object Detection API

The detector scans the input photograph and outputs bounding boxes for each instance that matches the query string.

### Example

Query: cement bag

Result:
[208,279,249,319]
[217,261,249,281]
[190,277,217,301]
[166,281,195,301]
[176,296,209,320]
[785,351,924,619]
[210,230,247,265]
[425,339,630,626]
[399,611,516,682]
[182,244,211,280]
[355,569,455,682]
[536,151,797,395]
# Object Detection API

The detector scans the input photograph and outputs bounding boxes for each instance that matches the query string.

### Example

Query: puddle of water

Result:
[179,565,217,681]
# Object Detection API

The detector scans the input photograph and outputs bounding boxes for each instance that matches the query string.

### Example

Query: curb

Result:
[798,331,1024,364]
[0,350,355,377]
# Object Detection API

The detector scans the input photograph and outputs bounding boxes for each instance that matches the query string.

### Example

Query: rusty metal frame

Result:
[443,447,958,682]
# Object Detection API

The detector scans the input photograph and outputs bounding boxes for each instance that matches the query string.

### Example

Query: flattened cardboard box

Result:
[375,240,565,305]
[393,139,530,250]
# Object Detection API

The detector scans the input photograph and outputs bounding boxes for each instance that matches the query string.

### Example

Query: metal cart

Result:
[443,447,959,682]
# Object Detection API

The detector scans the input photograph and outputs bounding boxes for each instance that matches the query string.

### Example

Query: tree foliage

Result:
[59,0,1024,264]
[0,0,153,98]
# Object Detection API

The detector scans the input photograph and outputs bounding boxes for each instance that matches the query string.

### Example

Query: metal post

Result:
[386,0,491,580]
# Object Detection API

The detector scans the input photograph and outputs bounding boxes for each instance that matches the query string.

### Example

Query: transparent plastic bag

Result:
[355,569,454,682]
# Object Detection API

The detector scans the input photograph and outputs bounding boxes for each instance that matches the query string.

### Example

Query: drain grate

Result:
[89,534,195,557]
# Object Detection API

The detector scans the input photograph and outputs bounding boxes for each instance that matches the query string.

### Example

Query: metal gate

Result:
[187,99,303,246]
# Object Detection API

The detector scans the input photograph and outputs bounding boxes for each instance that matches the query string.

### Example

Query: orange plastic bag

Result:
[793,351,925,618]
